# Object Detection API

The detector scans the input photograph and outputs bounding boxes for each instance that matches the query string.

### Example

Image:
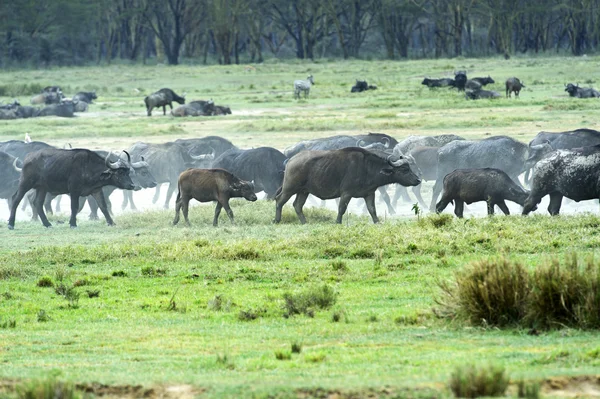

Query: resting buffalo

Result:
[351,80,377,93]
[421,78,455,88]
[73,91,97,104]
[506,77,525,98]
[173,168,257,226]
[465,80,482,91]
[37,102,75,118]
[274,147,420,224]
[145,88,185,116]
[214,105,232,115]
[523,145,600,215]
[0,152,22,208]
[465,89,501,100]
[454,71,467,91]
[123,142,214,209]
[564,83,600,98]
[436,168,530,218]
[430,136,529,211]
[472,76,495,86]
[8,148,135,229]
[211,147,286,199]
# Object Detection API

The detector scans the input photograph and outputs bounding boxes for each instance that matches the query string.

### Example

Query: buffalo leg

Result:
[454,200,465,218]
[435,192,452,214]
[27,191,40,221]
[274,190,295,223]
[336,195,352,224]
[68,193,81,228]
[293,192,309,224]
[392,185,411,206]
[35,189,52,228]
[152,184,161,204]
[164,183,177,209]
[430,180,443,212]
[221,199,235,224]
[8,182,36,229]
[173,192,187,226]
[522,194,542,215]
[44,194,54,215]
[412,184,428,208]
[162,105,166,115]
[364,193,379,224]
[213,202,222,226]
[127,191,138,211]
[497,200,510,215]
[91,191,115,226]
[121,191,130,210]
[548,192,563,216]
[377,186,396,215]
[88,196,99,220]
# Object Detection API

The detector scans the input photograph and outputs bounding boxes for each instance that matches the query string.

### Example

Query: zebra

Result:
[293,75,315,99]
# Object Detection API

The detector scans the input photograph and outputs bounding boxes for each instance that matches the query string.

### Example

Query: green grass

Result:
[2,56,600,397]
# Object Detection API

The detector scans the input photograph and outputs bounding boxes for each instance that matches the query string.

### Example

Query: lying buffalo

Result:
[472,76,495,86]
[436,168,531,218]
[173,168,257,226]
[73,91,97,104]
[274,147,420,224]
[8,148,135,229]
[564,83,600,98]
[37,102,75,118]
[351,80,377,93]
[523,145,600,216]
[465,88,501,100]
[421,78,455,88]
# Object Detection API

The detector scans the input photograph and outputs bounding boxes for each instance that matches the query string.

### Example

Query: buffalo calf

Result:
[173,168,257,227]
[436,168,530,218]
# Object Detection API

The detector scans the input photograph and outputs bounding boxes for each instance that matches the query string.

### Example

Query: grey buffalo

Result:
[73,91,97,104]
[436,168,531,218]
[506,77,525,98]
[0,152,22,208]
[173,168,257,226]
[274,147,420,224]
[523,145,600,215]
[564,83,600,98]
[145,88,185,116]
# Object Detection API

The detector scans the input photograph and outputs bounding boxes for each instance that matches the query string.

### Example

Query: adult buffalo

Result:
[0,152,22,208]
[274,147,420,224]
[565,83,600,98]
[392,146,438,208]
[211,147,286,199]
[0,140,54,159]
[523,145,600,216]
[284,133,397,158]
[73,91,97,104]
[8,149,135,229]
[37,102,75,118]
[421,78,455,88]
[145,88,185,116]
[394,134,465,155]
[123,142,214,209]
[175,136,237,161]
[430,136,529,211]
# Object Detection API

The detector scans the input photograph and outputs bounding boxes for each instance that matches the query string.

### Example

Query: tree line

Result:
[1,0,599,67]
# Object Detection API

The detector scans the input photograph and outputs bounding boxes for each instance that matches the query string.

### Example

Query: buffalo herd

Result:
[3,128,600,229]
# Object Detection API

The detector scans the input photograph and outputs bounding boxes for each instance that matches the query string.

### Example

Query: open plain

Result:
[2,57,600,398]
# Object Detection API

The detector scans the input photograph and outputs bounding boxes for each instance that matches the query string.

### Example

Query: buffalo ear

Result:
[380,167,394,176]
[100,170,112,179]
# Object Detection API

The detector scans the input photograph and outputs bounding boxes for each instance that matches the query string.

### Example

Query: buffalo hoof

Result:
[89,215,99,221]
[69,225,77,229]
[7,225,14,230]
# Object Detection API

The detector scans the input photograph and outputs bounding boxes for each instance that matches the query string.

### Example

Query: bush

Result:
[141,266,167,277]
[291,342,302,354]
[37,276,54,287]
[16,377,82,399]
[437,259,529,327]
[283,284,337,317]
[517,379,541,399]
[449,364,509,398]
[274,350,292,360]
[527,254,600,329]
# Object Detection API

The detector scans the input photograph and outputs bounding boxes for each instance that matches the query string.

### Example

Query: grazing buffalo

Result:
[421,78,455,88]
[351,80,377,93]
[123,142,214,209]
[523,145,600,216]
[212,147,286,199]
[564,83,600,98]
[214,105,232,115]
[144,88,185,116]
[506,77,525,98]
[472,76,495,86]
[0,152,22,208]
[8,149,135,229]
[274,147,421,224]
[173,168,257,226]
[465,88,501,100]
[73,91,97,104]
[430,136,529,211]
[436,168,531,218]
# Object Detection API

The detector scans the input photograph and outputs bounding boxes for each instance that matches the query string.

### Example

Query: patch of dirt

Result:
[294,386,440,399]
[542,375,600,397]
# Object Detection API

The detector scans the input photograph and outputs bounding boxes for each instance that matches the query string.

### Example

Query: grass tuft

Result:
[16,377,82,399]
[516,379,541,399]
[37,276,54,287]
[274,350,292,360]
[283,284,337,317]
[0,318,16,329]
[37,310,51,323]
[449,364,509,398]
[291,342,303,354]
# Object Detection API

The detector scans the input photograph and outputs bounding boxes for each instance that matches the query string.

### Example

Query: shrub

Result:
[0,318,16,328]
[449,364,509,398]
[291,342,302,354]
[215,353,235,370]
[16,377,82,399]
[37,310,50,323]
[331,260,348,272]
[37,276,54,287]
[427,213,453,228]
[141,266,167,277]
[238,309,263,321]
[111,270,127,277]
[436,258,529,327]
[517,379,541,399]
[274,350,292,360]
[527,254,600,329]
[283,284,337,317]
[86,290,100,298]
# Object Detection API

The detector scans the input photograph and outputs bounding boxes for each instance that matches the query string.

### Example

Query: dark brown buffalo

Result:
[173,168,257,226]
[274,147,421,224]
[506,77,525,98]
[144,88,185,116]
[436,168,530,218]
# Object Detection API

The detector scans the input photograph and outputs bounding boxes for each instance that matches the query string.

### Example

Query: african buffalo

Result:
[173,168,257,226]
[284,133,397,158]
[523,145,600,216]
[564,83,600,98]
[211,147,286,199]
[175,136,238,161]
[0,152,22,208]
[73,91,97,104]
[436,168,531,218]
[421,78,455,88]
[506,77,525,98]
[145,88,185,116]
[8,149,135,229]
[37,102,75,118]
[274,147,420,224]
[465,88,501,100]
[394,134,465,154]
[472,76,495,86]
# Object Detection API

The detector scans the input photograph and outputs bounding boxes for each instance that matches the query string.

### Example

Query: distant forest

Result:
[1,0,599,67]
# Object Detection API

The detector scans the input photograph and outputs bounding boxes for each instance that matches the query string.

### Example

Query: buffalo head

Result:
[103,152,135,190]
[231,179,257,202]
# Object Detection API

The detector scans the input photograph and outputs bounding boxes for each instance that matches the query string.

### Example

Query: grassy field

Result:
[2,56,600,398]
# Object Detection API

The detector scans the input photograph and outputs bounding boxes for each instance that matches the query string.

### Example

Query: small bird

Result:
[24,133,32,143]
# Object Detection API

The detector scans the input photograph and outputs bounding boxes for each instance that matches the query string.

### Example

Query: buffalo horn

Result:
[190,146,216,160]
[123,150,131,163]
[12,158,22,173]
[356,139,367,148]
[105,153,120,170]
[382,137,390,148]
